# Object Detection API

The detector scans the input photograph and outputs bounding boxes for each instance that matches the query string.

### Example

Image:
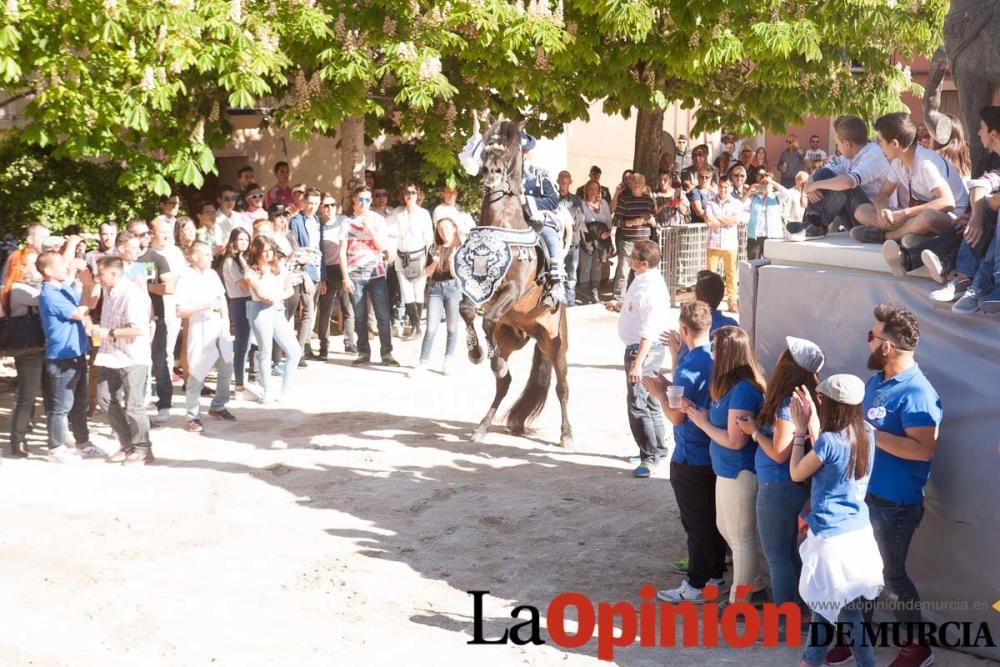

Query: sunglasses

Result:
[222,195,239,202]
[137,230,151,237]
[249,193,264,199]
[321,202,336,207]
[164,200,180,206]
[404,189,418,195]
[356,196,372,203]
[867,330,891,345]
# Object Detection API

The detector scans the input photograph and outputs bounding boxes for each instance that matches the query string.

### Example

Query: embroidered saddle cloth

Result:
[453,226,538,305]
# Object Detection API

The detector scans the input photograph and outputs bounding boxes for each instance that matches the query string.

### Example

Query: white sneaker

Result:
[929,277,969,303]
[77,443,109,459]
[920,249,948,284]
[707,576,729,592]
[881,240,906,278]
[150,408,171,425]
[48,446,82,463]
[656,580,707,603]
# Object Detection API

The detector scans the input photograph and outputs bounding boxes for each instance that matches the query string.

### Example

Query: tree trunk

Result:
[633,105,664,184]
[340,115,366,202]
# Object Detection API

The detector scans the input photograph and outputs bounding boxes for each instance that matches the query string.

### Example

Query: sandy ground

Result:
[0,305,995,667]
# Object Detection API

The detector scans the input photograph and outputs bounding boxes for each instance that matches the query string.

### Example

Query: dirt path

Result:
[0,306,994,666]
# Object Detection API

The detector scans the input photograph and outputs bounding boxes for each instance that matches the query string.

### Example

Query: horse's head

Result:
[481,120,524,194]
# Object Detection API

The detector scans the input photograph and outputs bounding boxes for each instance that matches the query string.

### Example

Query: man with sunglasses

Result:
[370,188,391,217]
[216,185,250,241]
[804,134,828,164]
[340,185,399,367]
[837,304,941,667]
[288,188,324,360]
[316,193,356,357]
[776,135,805,189]
[243,183,268,223]
[127,219,175,424]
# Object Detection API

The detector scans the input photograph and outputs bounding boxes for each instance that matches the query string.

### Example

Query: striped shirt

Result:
[95,278,152,369]
[613,192,656,241]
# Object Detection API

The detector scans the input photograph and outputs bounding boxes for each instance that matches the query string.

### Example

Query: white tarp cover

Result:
[742,260,1000,660]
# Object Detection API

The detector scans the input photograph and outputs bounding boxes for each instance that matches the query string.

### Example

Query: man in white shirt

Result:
[91,256,155,466]
[432,185,476,237]
[855,111,968,246]
[216,185,249,243]
[175,241,235,432]
[610,240,669,478]
[704,179,744,312]
[803,134,828,164]
[794,115,895,238]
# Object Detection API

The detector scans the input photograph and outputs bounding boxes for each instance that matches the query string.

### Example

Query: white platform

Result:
[763,232,932,281]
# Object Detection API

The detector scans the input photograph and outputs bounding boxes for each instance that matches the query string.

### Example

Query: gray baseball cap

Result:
[786,336,825,374]
[817,374,866,406]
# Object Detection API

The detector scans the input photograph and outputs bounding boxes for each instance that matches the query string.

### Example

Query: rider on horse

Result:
[461,129,567,310]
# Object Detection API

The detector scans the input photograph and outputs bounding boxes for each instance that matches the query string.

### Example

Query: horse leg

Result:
[472,328,518,443]
[551,332,573,449]
[481,286,518,378]
[459,297,483,364]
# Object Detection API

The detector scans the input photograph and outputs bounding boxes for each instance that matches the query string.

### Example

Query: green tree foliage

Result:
[374,140,480,212]
[0,0,946,190]
[0,137,158,236]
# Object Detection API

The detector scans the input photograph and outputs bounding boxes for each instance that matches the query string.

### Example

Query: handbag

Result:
[0,306,45,356]
[399,249,426,280]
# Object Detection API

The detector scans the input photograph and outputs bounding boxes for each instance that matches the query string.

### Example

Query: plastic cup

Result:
[667,386,684,409]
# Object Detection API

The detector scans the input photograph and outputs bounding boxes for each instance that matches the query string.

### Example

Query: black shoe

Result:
[351,356,371,366]
[318,347,328,359]
[804,224,827,238]
[8,443,28,458]
[381,355,401,368]
[344,343,358,355]
[298,358,308,368]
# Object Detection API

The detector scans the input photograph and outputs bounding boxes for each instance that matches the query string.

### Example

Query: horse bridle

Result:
[482,136,519,205]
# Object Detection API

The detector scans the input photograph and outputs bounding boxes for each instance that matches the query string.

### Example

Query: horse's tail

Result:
[506,343,551,434]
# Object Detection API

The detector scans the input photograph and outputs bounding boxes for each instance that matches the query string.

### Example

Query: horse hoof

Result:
[469,348,484,364]
[471,429,487,443]
[559,435,574,449]
[508,425,526,437]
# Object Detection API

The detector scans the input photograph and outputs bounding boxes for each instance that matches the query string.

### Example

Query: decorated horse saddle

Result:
[453,226,540,305]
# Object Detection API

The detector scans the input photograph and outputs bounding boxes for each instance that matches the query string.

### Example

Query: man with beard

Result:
[831,304,941,667]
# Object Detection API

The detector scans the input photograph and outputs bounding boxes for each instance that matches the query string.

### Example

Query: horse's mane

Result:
[483,121,522,161]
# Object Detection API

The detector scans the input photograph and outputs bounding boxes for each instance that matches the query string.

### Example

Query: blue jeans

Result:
[10,351,43,448]
[624,343,665,464]
[972,208,1000,294]
[151,317,172,410]
[419,279,461,363]
[539,224,564,279]
[806,167,871,230]
[756,480,808,607]
[959,204,997,279]
[228,296,251,386]
[350,275,393,360]
[43,355,90,449]
[866,493,925,624]
[563,244,580,303]
[802,599,876,667]
[247,300,301,399]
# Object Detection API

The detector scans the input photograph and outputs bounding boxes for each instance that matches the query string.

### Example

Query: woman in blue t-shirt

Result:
[789,375,883,667]
[683,326,765,604]
[737,337,823,616]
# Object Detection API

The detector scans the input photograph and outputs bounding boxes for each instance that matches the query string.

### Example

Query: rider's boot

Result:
[541,269,565,311]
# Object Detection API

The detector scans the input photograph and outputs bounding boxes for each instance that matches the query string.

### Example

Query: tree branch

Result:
[0,89,37,110]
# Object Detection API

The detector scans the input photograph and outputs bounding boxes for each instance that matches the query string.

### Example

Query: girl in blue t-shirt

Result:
[788,375,883,667]
[683,326,765,604]
[737,337,823,619]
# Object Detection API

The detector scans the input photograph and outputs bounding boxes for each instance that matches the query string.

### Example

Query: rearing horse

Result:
[457,120,573,448]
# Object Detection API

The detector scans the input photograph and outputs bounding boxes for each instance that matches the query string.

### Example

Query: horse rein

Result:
[482,138,519,205]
